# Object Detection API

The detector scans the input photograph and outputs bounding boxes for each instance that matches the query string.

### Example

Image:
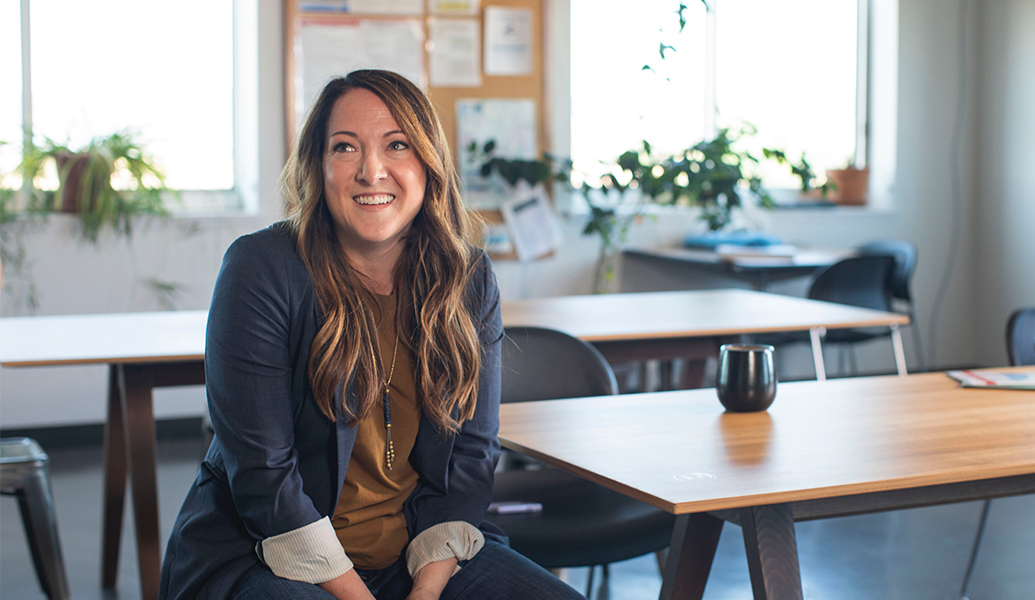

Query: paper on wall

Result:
[501,184,561,262]
[484,6,532,76]
[429,18,481,87]
[297,19,424,125]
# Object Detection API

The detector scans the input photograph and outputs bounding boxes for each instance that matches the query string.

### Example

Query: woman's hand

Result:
[406,557,458,600]
[319,569,376,600]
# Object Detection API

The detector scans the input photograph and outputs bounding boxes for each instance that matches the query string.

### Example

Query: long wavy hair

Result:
[283,70,482,433]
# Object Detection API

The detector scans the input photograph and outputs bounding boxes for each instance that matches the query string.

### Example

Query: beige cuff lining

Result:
[258,516,353,584]
[405,521,485,577]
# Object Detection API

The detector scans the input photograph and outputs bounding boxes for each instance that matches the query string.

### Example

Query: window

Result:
[570,0,862,192]
[3,0,254,212]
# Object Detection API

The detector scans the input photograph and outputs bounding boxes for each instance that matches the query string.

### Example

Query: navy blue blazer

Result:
[159,223,504,600]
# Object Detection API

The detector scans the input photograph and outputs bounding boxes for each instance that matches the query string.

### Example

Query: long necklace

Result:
[382,332,399,471]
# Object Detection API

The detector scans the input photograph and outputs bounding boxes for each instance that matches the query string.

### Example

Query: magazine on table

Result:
[946,369,1035,390]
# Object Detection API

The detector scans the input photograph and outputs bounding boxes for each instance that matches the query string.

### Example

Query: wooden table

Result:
[0,290,907,598]
[502,289,910,382]
[497,368,1035,599]
[1,311,207,600]
[624,247,851,291]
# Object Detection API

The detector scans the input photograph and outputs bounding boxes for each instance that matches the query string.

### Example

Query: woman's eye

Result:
[388,140,410,151]
[332,142,354,153]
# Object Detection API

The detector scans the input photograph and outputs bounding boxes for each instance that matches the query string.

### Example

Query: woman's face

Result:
[323,88,426,262]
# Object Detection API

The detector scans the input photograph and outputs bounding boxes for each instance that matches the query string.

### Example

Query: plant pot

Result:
[54,152,92,213]
[825,167,869,206]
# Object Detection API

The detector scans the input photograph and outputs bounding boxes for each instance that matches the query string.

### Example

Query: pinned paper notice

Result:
[484,6,532,75]
[501,185,561,262]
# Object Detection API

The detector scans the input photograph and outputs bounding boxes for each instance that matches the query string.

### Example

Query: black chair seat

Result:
[487,467,676,568]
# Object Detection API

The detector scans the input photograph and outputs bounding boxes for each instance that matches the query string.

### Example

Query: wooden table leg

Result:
[659,512,724,600]
[101,365,127,588]
[122,365,162,600]
[740,503,803,600]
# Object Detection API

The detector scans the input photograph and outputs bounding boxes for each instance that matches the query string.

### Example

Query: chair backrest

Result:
[501,326,618,403]
[857,240,917,303]
[807,255,896,312]
[1006,307,1035,367]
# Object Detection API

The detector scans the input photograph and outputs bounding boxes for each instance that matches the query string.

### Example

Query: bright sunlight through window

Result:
[571,0,859,191]
[15,0,235,192]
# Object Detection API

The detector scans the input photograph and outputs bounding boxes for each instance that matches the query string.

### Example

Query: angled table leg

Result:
[808,327,827,381]
[101,365,127,588]
[658,512,725,600]
[121,364,162,600]
[740,503,803,600]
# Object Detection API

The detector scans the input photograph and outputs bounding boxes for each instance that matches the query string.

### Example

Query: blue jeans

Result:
[229,539,586,600]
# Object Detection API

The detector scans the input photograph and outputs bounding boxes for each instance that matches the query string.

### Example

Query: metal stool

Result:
[0,437,71,600]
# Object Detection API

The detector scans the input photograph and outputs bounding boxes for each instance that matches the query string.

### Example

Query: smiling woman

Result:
[158,70,587,600]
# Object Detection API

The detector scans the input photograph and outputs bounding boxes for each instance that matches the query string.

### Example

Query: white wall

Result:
[973,0,1035,364]
[2,0,1033,429]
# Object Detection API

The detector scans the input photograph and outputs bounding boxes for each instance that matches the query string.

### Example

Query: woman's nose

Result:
[358,151,388,184]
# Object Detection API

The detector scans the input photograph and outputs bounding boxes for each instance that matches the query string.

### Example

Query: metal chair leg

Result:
[959,499,992,600]
[10,469,71,600]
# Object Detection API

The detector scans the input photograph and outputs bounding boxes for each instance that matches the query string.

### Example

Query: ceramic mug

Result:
[716,344,777,412]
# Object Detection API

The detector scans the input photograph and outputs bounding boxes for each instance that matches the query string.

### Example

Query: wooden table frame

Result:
[661,474,1035,600]
[100,362,205,598]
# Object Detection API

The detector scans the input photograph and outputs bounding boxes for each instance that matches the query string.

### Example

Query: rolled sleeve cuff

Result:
[405,521,485,578]
[257,516,353,584]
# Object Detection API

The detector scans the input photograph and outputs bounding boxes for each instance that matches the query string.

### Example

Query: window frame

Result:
[12,0,259,216]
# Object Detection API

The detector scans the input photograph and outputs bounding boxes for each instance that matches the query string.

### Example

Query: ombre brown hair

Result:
[283,70,482,433]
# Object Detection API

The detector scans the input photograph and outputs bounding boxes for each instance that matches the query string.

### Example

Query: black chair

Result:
[760,254,897,377]
[857,240,925,371]
[958,307,1035,600]
[486,326,676,598]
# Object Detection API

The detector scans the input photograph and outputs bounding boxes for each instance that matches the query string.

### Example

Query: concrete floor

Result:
[2,437,1033,600]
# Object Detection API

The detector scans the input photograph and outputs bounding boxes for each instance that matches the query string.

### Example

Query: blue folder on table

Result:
[684,230,783,250]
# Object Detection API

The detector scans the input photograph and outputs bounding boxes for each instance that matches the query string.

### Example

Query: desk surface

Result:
[2,290,907,367]
[501,289,908,342]
[497,368,1035,515]
[0,310,207,367]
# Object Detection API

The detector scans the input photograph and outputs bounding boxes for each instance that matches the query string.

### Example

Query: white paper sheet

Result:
[299,0,423,15]
[501,184,561,262]
[484,6,533,76]
[431,0,480,15]
[429,18,481,87]
[455,98,537,208]
[297,19,425,125]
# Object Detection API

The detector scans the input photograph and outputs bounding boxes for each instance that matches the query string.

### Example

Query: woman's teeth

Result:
[355,194,394,205]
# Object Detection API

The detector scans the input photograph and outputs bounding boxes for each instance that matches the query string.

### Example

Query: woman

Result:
[159,70,584,600]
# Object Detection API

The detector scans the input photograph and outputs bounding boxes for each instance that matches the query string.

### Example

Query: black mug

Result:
[716,344,777,412]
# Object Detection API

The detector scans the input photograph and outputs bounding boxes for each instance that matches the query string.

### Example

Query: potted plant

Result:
[824,164,869,206]
[18,129,174,242]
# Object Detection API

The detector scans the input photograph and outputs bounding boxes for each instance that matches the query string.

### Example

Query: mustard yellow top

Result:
[331,291,420,570]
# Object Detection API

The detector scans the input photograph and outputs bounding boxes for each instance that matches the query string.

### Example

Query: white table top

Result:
[502,289,909,342]
[1,289,908,367]
[1,310,208,367]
